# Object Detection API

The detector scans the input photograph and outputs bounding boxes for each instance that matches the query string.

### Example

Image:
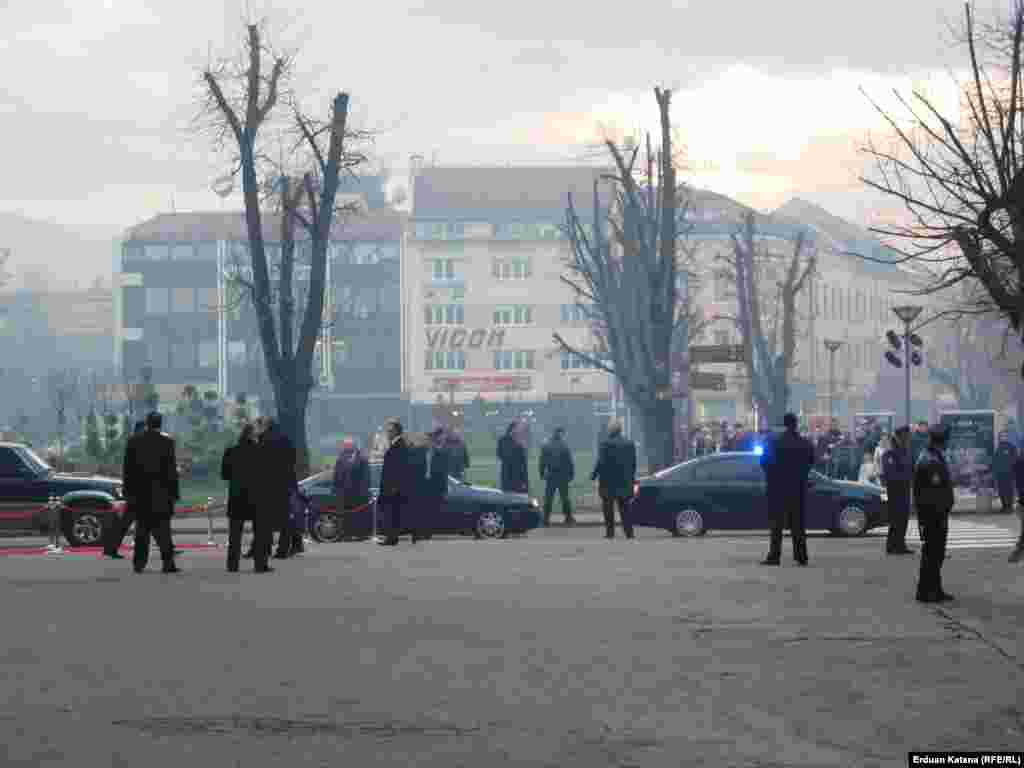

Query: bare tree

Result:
[859,1,1024,346]
[553,87,689,471]
[46,369,80,462]
[199,21,367,471]
[716,211,816,428]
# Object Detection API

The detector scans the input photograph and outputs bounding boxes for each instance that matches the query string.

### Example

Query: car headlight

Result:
[112,485,123,500]
[530,498,539,508]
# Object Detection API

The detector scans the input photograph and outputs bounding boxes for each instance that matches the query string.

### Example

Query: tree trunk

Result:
[639,397,675,473]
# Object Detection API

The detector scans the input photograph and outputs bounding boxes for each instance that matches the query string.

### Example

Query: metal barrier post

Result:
[47,496,64,554]
[206,497,217,546]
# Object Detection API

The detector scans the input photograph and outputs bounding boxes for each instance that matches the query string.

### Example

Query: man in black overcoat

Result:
[258,418,299,560]
[123,412,179,574]
[759,412,815,566]
[416,426,449,542]
[497,421,529,493]
[103,420,144,559]
[378,418,411,546]
[222,423,271,572]
[882,426,914,555]
[591,418,637,539]
[993,431,1017,514]
[913,425,955,602]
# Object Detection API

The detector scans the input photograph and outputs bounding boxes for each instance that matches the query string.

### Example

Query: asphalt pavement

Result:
[1,524,1022,767]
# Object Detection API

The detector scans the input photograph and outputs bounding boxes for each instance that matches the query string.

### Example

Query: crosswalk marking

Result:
[884,519,1020,551]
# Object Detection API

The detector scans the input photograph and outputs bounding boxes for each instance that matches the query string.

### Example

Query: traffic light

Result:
[885,350,903,368]
[886,330,902,350]
[910,351,923,366]
[909,333,923,347]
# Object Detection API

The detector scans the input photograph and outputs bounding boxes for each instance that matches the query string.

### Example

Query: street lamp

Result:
[824,339,844,427]
[890,304,924,429]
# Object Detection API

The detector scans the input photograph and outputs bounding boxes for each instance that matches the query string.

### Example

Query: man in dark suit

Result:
[913,424,955,602]
[378,418,410,546]
[539,426,575,526]
[416,426,449,542]
[882,426,914,555]
[759,412,815,566]
[103,420,144,559]
[257,417,298,561]
[123,412,179,574]
[591,418,637,539]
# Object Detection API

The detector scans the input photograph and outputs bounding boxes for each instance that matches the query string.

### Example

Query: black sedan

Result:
[299,463,542,542]
[631,452,889,537]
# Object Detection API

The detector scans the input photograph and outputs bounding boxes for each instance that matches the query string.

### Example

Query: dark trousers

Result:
[543,479,573,523]
[767,490,807,561]
[601,496,633,538]
[132,516,174,571]
[379,497,404,542]
[103,505,136,555]
[886,487,911,552]
[228,517,271,570]
[916,512,949,599]
[997,477,1015,512]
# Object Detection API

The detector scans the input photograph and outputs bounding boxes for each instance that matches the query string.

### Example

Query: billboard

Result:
[939,410,996,492]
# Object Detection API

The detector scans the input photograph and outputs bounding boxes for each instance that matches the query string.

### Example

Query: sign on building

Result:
[425,328,505,349]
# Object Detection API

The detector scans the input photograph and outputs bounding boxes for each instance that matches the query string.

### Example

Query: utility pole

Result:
[824,339,843,427]
[887,306,924,429]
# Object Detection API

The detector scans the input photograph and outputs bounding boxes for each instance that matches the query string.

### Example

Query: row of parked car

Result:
[0,442,891,547]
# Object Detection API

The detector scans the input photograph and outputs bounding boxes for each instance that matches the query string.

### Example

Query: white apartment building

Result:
[400,165,946,433]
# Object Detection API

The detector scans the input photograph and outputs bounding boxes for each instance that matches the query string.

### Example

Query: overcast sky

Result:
[0,0,975,245]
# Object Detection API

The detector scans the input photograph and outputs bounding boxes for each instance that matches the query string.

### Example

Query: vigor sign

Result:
[425,328,505,349]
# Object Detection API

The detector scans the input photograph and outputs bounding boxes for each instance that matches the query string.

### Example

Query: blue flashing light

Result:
[753,444,764,456]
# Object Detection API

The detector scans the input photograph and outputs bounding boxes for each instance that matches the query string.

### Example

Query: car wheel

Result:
[311,511,342,543]
[837,504,869,537]
[475,508,507,539]
[63,506,106,547]
[671,508,705,538]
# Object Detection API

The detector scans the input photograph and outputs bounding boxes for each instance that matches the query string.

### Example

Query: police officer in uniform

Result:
[913,424,955,603]
[882,426,914,555]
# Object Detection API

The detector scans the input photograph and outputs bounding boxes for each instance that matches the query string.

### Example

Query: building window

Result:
[198,340,218,368]
[171,338,195,369]
[145,287,170,314]
[228,341,246,364]
[431,259,456,281]
[560,351,606,370]
[424,304,465,325]
[493,305,532,325]
[492,257,531,280]
[424,350,466,370]
[560,304,593,324]
[415,221,463,240]
[198,287,219,313]
[494,350,535,370]
[172,287,195,313]
[170,244,196,261]
[143,244,169,261]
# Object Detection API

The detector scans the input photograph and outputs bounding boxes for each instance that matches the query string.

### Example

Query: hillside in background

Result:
[0,212,113,291]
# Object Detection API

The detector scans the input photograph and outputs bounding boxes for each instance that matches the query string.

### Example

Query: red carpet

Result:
[0,543,222,557]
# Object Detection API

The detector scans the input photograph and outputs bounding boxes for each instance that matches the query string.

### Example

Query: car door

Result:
[689,457,759,530]
[0,446,41,532]
[805,470,841,530]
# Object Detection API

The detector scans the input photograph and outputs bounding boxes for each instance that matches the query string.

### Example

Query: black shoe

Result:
[132,566,145,574]
[887,547,915,555]
[938,591,955,602]
[795,558,808,566]
[378,538,399,546]
[254,566,274,573]
[161,564,180,574]
[105,552,124,559]
[273,552,289,560]
[565,517,576,526]
[761,557,781,566]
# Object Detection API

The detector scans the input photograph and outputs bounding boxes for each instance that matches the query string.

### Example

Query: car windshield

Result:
[16,446,51,475]
[652,458,700,479]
